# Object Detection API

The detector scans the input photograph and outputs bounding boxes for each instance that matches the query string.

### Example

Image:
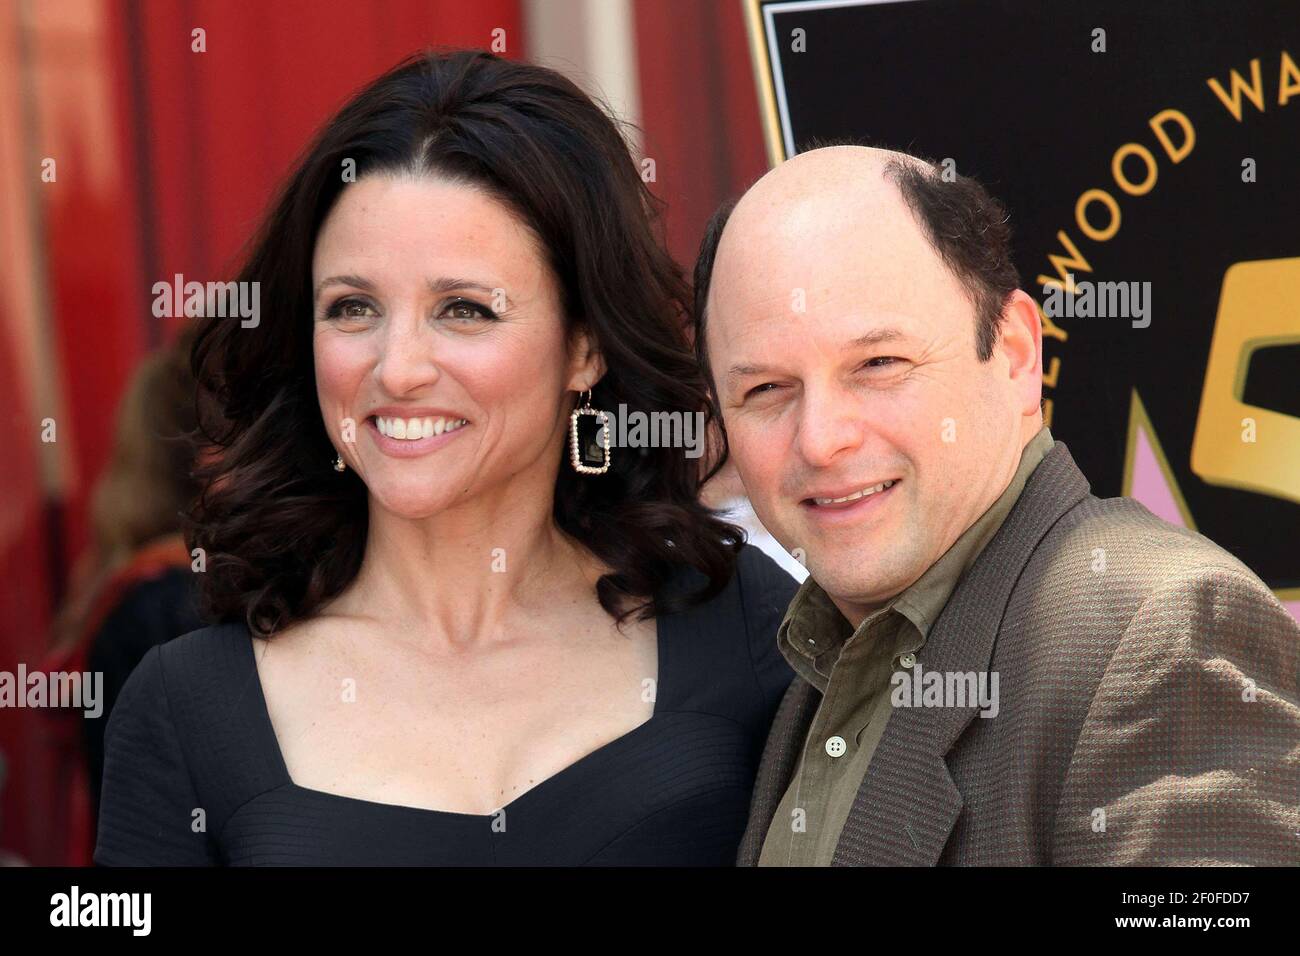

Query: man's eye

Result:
[863,356,899,368]
[443,298,497,321]
[746,383,780,399]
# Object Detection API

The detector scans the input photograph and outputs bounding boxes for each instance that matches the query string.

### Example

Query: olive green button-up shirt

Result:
[757,426,1055,866]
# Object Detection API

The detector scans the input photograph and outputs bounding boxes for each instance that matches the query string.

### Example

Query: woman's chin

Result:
[366,484,458,520]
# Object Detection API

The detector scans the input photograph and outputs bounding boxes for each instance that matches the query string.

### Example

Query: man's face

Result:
[706,175,1032,621]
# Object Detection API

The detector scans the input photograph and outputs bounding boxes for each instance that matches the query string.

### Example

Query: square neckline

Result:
[237,612,668,820]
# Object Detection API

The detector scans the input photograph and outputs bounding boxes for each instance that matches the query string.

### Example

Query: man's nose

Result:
[795,385,863,468]
[374,313,441,394]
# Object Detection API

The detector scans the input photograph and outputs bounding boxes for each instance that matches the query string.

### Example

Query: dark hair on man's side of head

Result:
[691,197,737,423]
[880,154,1020,361]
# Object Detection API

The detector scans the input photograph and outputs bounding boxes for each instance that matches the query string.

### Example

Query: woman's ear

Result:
[567,324,607,391]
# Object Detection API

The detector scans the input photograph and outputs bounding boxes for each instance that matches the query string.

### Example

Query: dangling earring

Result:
[333,453,346,473]
[569,388,611,475]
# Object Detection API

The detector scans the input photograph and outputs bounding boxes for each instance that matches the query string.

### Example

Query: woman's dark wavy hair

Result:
[190,49,743,637]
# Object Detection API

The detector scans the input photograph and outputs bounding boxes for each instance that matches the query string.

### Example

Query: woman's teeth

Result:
[813,479,896,506]
[374,416,468,440]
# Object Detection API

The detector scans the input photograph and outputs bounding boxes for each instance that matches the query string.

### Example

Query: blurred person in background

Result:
[42,325,203,864]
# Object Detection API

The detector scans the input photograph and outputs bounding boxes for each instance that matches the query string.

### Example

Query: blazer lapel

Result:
[737,677,821,865]
[830,441,1091,865]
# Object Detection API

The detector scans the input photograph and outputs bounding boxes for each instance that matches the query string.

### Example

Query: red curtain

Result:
[635,0,768,267]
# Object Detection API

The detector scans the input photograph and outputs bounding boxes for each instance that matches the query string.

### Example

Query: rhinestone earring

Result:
[569,389,611,475]
[333,453,346,473]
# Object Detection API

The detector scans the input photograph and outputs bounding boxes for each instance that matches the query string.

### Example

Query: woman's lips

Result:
[365,415,470,458]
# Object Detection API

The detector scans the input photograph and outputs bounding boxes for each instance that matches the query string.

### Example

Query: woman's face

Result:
[311,173,596,518]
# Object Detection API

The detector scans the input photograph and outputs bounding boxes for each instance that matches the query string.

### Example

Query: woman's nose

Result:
[373,315,441,395]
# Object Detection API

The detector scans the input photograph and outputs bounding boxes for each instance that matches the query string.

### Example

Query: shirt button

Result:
[825,735,847,757]
[898,652,917,669]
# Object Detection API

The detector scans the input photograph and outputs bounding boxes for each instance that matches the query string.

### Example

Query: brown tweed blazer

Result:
[739,441,1300,865]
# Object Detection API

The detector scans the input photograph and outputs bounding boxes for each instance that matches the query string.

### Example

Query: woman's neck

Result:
[326,477,599,649]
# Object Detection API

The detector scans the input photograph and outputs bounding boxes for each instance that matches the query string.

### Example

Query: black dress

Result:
[83,566,203,820]
[93,545,797,865]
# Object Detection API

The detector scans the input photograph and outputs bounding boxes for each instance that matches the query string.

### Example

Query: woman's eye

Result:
[325,298,376,320]
[746,383,780,399]
[443,298,497,322]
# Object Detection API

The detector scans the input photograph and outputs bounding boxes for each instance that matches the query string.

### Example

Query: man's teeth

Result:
[374,416,469,440]
[813,479,896,506]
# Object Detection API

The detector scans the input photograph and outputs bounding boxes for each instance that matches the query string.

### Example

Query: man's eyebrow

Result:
[847,327,909,348]
[725,327,911,382]
[726,363,770,380]
[313,275,510,306]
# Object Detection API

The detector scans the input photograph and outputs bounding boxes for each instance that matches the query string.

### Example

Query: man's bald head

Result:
[694,146,1019,378]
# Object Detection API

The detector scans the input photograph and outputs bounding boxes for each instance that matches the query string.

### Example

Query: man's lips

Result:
[801,478,900,508]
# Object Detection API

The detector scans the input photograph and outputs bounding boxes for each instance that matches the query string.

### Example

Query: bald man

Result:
[694,146,1300,866]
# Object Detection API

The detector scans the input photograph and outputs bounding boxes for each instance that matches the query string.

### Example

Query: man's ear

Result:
[567,324,607,391]
[997,289,1043,417]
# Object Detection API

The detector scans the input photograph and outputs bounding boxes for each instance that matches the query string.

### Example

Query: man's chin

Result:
[806,549,920,610]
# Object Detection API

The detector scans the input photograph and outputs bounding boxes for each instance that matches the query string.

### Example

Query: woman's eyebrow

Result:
[426,277,512,307]
[427,276,487,294]
[313,275,512,308]
[314,274,374,302]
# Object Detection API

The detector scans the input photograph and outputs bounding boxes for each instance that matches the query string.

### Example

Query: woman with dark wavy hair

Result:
[94,49,796,866]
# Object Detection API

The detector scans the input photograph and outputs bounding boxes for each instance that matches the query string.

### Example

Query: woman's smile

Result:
[365,412,471,458]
